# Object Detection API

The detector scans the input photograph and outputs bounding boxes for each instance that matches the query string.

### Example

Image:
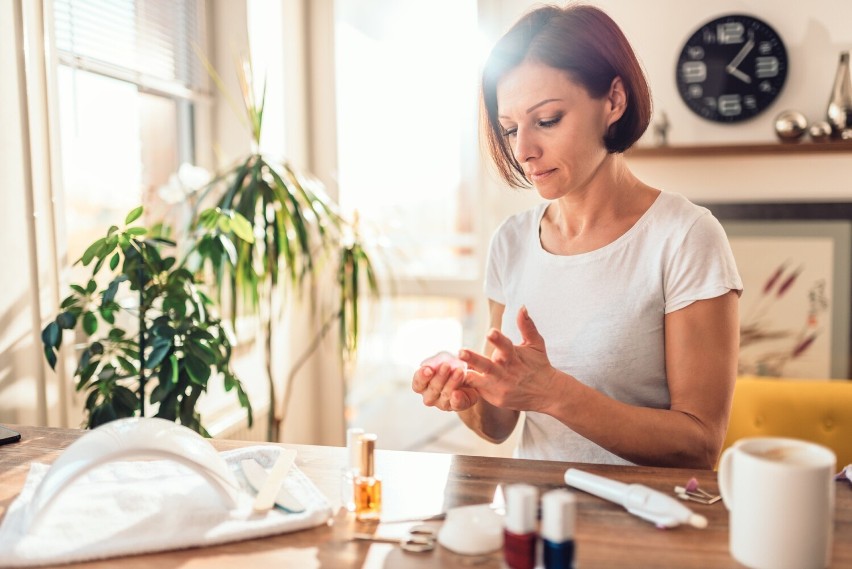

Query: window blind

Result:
[52,0,207,98]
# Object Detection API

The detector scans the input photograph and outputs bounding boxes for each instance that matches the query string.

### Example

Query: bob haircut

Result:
[481,4,652,188]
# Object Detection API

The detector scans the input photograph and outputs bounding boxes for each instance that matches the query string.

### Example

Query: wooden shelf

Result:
[627,139,852,158]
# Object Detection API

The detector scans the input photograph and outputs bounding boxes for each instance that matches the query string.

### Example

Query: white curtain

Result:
[0,0,69,427]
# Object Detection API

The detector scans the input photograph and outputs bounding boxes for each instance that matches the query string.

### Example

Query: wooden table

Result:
[1,425,851,568]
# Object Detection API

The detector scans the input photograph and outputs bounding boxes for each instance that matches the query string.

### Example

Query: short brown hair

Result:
[482,4,652,187]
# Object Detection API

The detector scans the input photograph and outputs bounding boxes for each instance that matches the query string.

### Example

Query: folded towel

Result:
[0,445,332,567]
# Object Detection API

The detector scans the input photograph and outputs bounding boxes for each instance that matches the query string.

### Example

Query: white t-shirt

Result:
[484,191,743,464]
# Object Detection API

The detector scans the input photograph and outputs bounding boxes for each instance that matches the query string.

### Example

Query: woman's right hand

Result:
[412,363,479,412]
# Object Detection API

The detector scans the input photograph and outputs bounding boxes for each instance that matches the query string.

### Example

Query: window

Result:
[332,0,489,451]
[51,0,208,266]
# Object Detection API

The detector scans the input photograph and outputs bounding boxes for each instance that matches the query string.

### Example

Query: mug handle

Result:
[717,446,735,510]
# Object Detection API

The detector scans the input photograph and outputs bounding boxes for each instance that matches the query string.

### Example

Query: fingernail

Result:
[423,367,433,378]
[458,349,468,359]
[522,305,530,319]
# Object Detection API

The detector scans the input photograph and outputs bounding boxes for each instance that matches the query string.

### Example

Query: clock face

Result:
[675,14,788,123]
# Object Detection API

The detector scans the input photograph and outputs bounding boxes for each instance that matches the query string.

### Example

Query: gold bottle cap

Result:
[359,433,377,477]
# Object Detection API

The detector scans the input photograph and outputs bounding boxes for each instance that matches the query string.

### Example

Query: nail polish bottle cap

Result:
[346,427,364,469]
[541,489,576,542]
[504,483,538,534]
[359,433,377,477]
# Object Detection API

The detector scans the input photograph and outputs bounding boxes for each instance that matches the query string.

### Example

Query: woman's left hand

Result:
[460,306,562,413]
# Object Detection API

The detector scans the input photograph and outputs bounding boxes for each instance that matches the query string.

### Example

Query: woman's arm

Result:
[461,291,739,468]
[455,300,520,443]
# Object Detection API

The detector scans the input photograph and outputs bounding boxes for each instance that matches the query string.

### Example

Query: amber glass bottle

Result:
[354,433,382,520]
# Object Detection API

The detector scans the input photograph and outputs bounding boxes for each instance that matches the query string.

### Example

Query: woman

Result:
[412,4,742,468]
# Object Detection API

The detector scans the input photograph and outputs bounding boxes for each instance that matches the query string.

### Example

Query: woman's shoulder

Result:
[647,191,713,231]
[493,202,547,239]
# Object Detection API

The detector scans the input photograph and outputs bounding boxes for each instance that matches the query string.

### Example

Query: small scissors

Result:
[351,524,438,553]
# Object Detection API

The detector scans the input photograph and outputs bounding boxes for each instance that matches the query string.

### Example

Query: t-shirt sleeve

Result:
[484,228,506,304]
[664,212,743,313]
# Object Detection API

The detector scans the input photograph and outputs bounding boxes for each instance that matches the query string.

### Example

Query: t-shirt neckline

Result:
[536,191,664,260]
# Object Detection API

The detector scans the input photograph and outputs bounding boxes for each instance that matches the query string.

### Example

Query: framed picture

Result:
[702,202,852,379]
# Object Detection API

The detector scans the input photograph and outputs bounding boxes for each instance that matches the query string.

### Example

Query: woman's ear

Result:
[605,76,628,127]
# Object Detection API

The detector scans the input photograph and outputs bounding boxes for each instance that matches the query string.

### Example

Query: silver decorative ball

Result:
[808,120,833,142]
[774,110,808,141]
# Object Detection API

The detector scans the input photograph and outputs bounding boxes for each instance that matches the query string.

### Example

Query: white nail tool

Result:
[242,449,300,513]
[564,468,707,529]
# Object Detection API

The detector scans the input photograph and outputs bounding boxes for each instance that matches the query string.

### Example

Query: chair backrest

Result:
[721,376,852,468]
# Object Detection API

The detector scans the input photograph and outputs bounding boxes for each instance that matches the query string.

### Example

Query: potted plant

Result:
[41,206,254,434]
[179,57,378,440]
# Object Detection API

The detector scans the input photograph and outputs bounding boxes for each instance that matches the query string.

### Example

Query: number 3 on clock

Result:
[675,14,788,123]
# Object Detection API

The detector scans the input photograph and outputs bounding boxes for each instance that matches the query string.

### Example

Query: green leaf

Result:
[91,403,118,427]
[150,380,175,404]
[217,216,232,234]
[169,354,179,383]
[81,238,106,266]
[145,341,171,369]
[116,355,137,374]
[43,345,57,369]
[41,321,60,347]
[100,306,115,324]
[82,312,98,335]
[56,311,77,329]
[230,212,255,243]
[113,385,139,412]
[86,279,97,294]
[185,355,211,385]
[186,340,216,365]
[125,206,144,224]
[126,227,147,236]
[109,252,120,271]
[85,389,100,412]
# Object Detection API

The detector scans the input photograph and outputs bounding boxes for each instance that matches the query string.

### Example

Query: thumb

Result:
[517,305,545,348]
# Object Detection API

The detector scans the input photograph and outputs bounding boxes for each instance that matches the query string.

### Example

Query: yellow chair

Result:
[721,376,852,468]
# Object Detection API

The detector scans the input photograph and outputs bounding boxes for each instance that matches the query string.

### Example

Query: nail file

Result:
[564,468,707,529]
[241,450,304,513]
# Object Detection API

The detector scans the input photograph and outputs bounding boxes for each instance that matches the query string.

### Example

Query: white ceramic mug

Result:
[718,437,836,569]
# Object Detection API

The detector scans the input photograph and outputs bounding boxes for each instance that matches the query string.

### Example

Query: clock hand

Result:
[725,38,754,73]
[728,67,752,84]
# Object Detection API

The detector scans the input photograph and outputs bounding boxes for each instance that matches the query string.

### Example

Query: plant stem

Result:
[279,310,341,439]
[264,295,276,441]
[138,276,146,416]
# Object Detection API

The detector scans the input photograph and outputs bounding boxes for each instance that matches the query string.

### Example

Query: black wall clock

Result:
[675,14,788,123]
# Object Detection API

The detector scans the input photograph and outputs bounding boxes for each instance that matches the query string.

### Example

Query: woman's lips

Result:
[529,169,555,182]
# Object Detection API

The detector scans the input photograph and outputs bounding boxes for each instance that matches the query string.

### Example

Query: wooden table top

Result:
[1,425,851,568]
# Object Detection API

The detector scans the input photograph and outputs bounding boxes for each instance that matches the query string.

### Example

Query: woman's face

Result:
[496,61,614,200]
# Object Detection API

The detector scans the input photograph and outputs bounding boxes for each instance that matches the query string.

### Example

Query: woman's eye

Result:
[501,127,517,138]
[538,116,562,128]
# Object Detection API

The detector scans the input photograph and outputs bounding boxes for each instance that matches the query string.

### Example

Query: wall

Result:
[495,0,852,204]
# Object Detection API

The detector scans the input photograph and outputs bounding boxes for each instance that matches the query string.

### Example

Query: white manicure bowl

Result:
[25,417,241,530]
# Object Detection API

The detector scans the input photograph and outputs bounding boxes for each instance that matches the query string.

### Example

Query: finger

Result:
[449,386,479,411]
[458,348,495,376]
[517,305,545,348]
[421,363,454,406]
[485,327,514,354]
[411,366,434,393]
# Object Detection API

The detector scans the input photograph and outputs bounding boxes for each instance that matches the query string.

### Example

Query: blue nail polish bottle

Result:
[541,489,576,569]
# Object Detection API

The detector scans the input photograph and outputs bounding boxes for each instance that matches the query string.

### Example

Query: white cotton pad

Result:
[437,504,503,555]
[420,350,466,371]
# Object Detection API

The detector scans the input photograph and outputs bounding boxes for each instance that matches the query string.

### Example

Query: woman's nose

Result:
[512,128,540,163]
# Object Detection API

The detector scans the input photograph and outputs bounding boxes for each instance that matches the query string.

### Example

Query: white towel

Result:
[0,445,332,567]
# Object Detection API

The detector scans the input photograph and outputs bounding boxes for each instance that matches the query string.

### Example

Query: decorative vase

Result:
[773,110,808,142]
[826,51,852,137]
